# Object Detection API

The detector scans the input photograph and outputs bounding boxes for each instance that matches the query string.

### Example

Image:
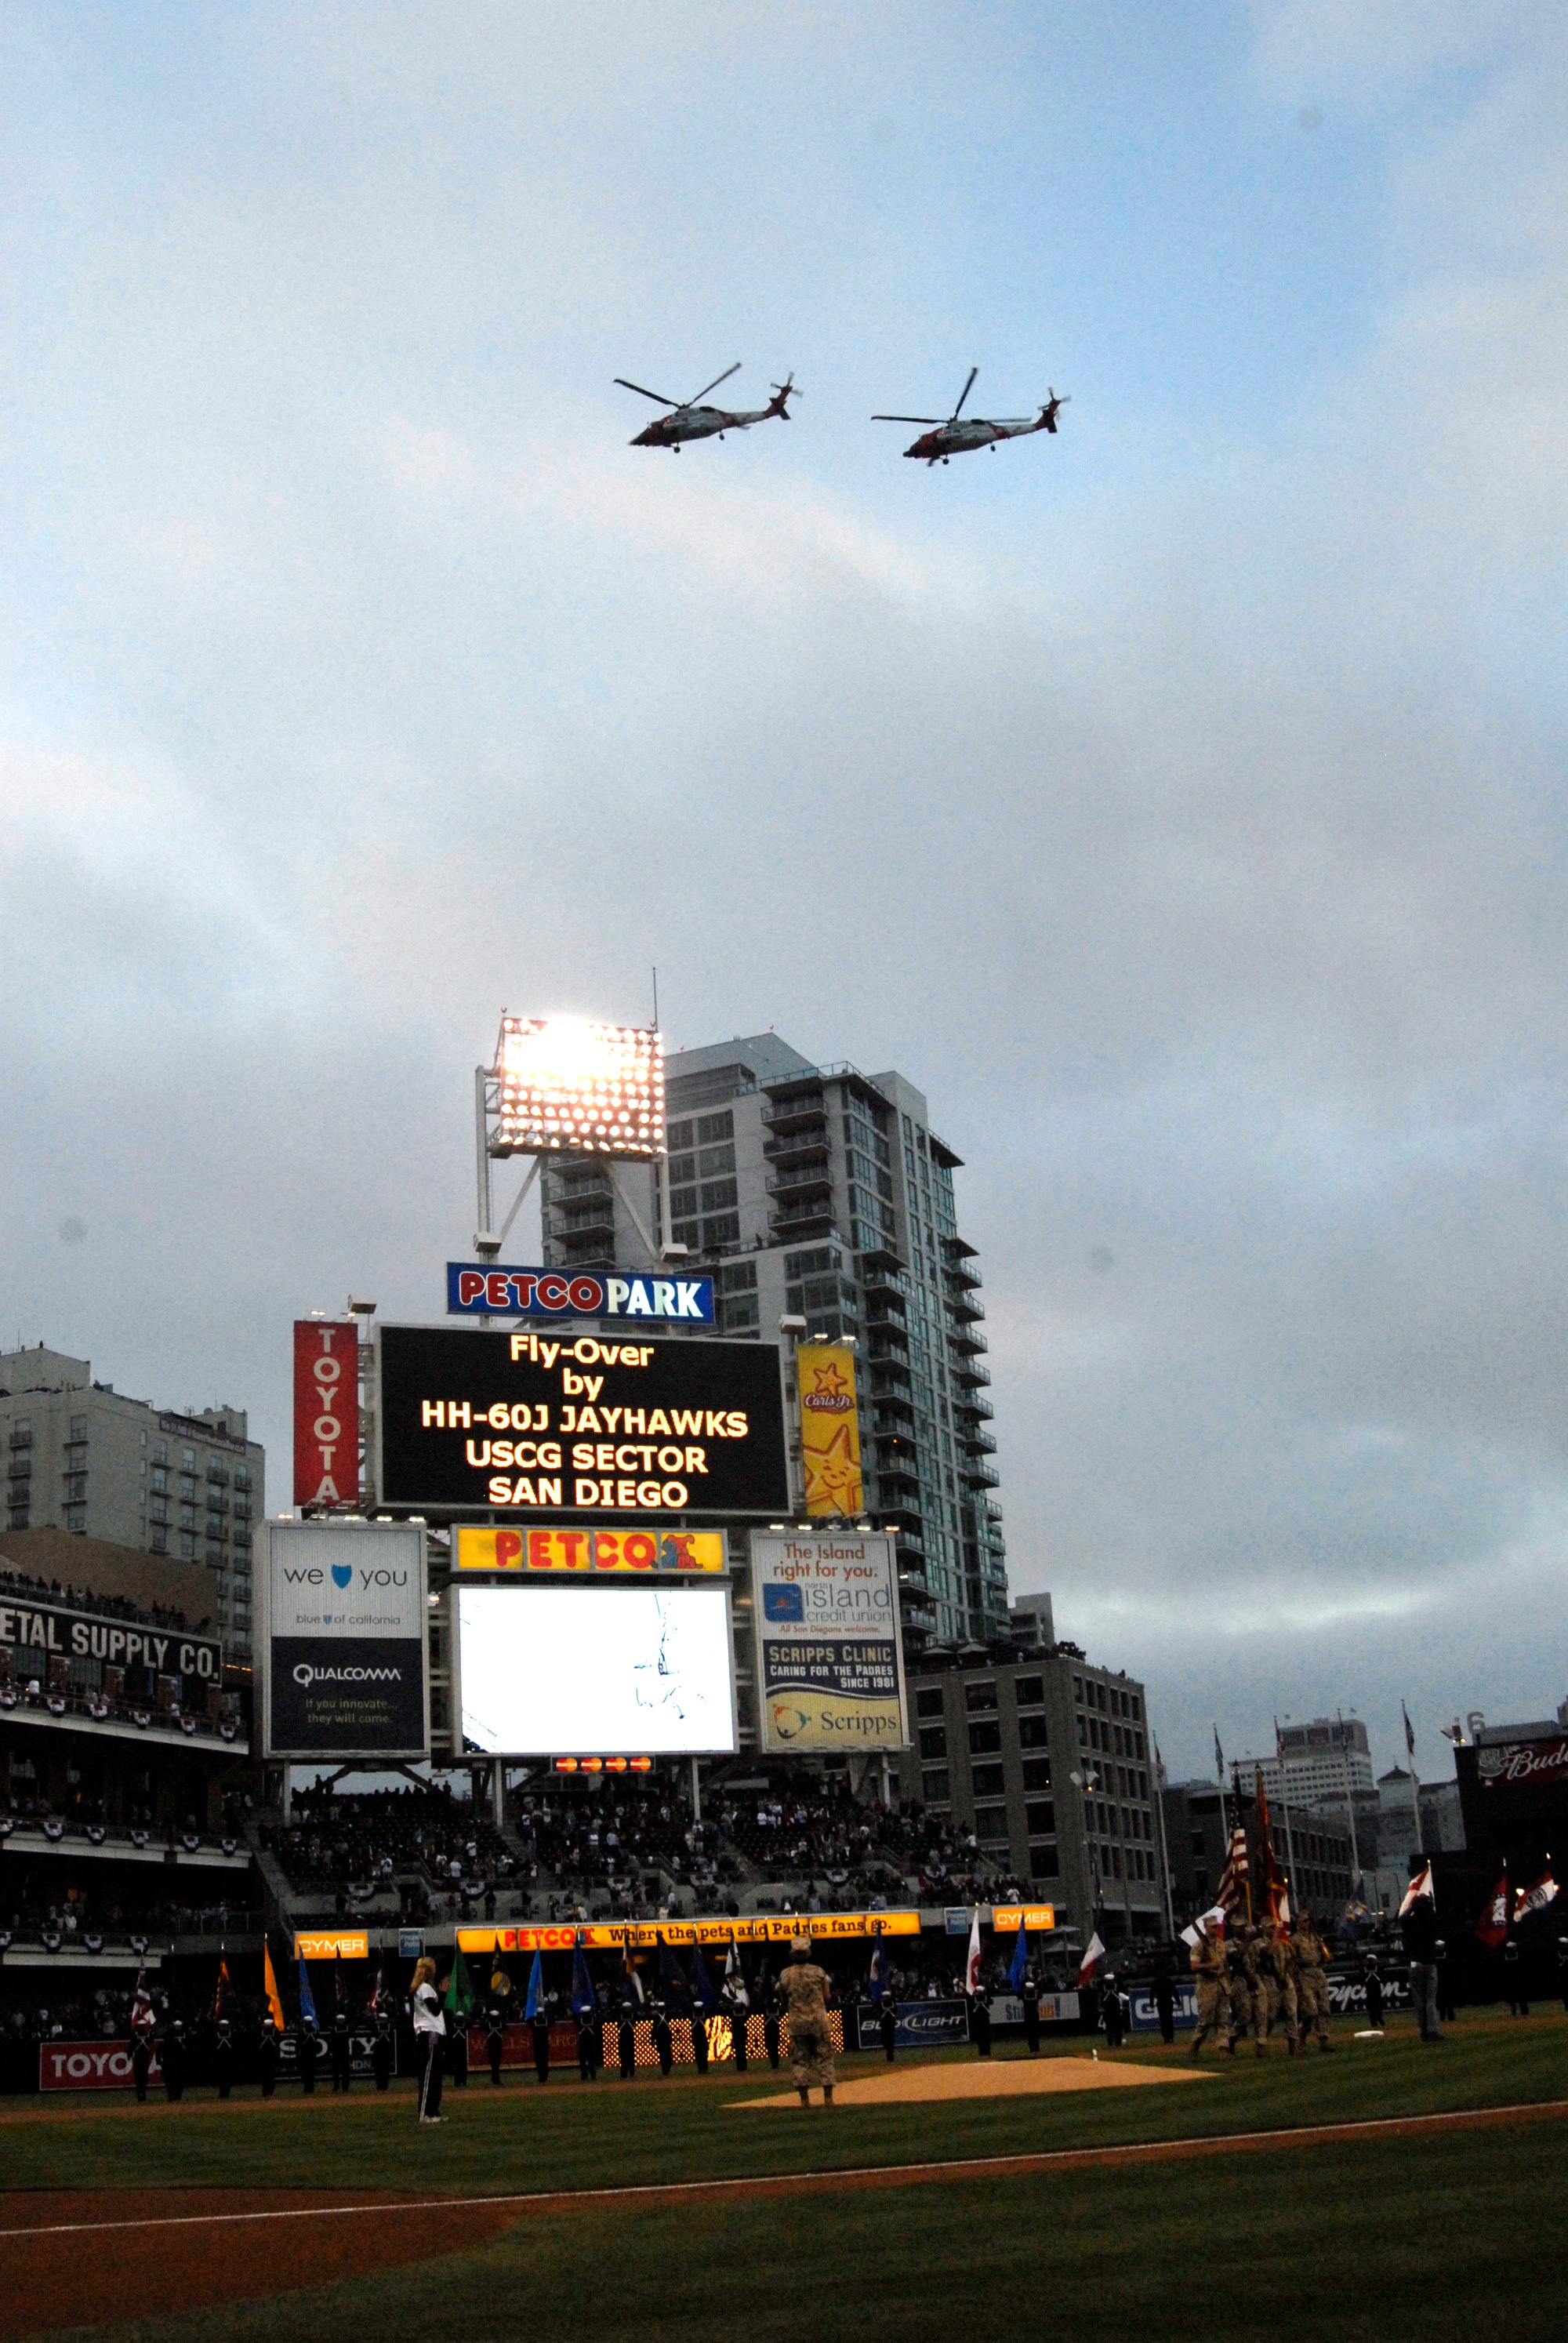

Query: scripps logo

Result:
[292,1663,404,1687]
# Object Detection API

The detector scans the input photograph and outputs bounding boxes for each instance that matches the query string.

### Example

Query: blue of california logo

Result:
[331,1563,352,1589]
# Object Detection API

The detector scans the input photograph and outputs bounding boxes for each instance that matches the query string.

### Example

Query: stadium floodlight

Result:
[491,1015,664,1161]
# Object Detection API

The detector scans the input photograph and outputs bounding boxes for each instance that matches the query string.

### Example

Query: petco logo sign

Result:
[40,2042,162,2092]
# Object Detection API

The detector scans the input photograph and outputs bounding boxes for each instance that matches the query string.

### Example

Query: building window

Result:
[964,1681,997,1713]
[967,1720,1001,1756]
[180,1534,195,1560]
[974,1805,1008,1840]
[915,1687,944,1719]
[1014,1676,1044,1707]
[1025,1800,1056,1834]
[921,1769,949,1803]
[8,1508,29,1531]
[971,1763,1006,1798]
[151,1529,168,1553]
[918,1727,947,1760]
[696,1110,733,1145]
[1029,1844,1061,1878]
[69,1415,87,1439]
[234,1466,250,1491]
[65,1507,86,1532]
[150,1498,169,1524]
[1022,1757,1051,1793]
[1018,1715,1049,1749]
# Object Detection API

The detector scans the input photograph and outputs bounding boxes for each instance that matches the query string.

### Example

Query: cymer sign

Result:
[376,1325,789,1519]
[447,1263,714,1322]
[260,1520,429,1760]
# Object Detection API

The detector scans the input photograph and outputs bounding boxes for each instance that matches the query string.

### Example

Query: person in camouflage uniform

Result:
[778,1937,837,2106]
[1227,1925,1266,2058]
[1188,1916,1231,2058]
[1291,1913,1334,2051]
[1261,1925,1300,2054]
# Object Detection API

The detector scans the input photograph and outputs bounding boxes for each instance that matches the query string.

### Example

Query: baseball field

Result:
[3,2013,1566,2342]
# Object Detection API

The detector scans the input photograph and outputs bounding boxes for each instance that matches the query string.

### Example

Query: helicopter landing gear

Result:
[942,456,949,465]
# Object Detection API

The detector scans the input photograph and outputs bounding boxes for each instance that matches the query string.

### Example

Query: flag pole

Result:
[1275,1720,1298,1923]
[1337,1709,1363,1892]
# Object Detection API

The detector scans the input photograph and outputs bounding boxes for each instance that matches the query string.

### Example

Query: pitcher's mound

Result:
[736,2055,1210,2108]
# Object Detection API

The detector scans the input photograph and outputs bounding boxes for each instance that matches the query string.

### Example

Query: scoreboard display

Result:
[376,1324,790,1520]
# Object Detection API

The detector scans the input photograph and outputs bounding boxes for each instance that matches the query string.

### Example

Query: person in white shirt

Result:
[411,1957,445,2124]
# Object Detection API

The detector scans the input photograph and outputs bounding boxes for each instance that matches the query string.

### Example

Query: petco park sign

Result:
[447,1262,713,1322]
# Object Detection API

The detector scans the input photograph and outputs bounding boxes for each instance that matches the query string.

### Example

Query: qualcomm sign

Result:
[448,1263,714,1323]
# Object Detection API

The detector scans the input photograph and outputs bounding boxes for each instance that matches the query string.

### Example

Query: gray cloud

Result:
[4,3,1566,1783]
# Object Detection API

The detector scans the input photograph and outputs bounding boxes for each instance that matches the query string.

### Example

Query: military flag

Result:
[1475,1871,1511,1949]
[657,1932,683,2001]
[1216,1828,1250,1914]
[1254,1769,1291,1931]
[129,1960,154,2037]
[263,1940,285,2032]
[1078,1931,1106,1983]
[622,1933,644,2007]
[1213,1726,1227,1784]
[572,1934,596,2017]
[725,1936,750,2007]
[212,1949,232,2023]
[689,1945,715,2014]
[524,1950,544,2021]
[1513,1869,1559,1927]
[965,1909,983,1994]
[1007,1918,1029,1995]
[334,1947,347,2012]
[1403,1702,1417,1763]
[1399,1860,1434,1918]
[296,1951,318,2031]
[445,1943,475,2020]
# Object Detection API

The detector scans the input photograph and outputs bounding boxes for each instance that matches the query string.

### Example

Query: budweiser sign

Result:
[1475,1738,1568,1790]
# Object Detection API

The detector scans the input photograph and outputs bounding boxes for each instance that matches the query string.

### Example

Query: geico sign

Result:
[40,2042,162,2091]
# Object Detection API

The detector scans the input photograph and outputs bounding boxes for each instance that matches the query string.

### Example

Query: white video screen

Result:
[456,1583,736,1756]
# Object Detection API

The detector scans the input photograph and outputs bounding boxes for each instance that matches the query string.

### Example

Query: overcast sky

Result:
[5,2,1566,1784]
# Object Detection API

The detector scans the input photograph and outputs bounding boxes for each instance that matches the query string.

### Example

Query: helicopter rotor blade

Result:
[872,414,942,424]
[950,365,978,420]
[689,362,742,405]
[614,378,677,407]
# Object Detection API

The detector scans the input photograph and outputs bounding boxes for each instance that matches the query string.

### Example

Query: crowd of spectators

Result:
[260,1786,519,1921]
[0,1562,212,1636]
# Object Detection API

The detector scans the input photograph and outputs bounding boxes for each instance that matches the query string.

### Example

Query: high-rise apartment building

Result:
[1241,1716,1374,1811]
[0,1347,263,1658]
[539,1033,1008,1651]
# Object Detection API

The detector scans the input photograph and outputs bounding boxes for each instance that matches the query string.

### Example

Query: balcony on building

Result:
[961,1458,1001,1491]
[949,1325,989,1358]
[952,1357,991,1389]
[959,1426,997,1458]
[768,1200,837,1240]
[765,1162,833,1202]
[761,1124,830,1171]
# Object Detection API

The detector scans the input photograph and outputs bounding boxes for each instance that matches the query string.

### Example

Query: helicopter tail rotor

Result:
[768,376,801,417]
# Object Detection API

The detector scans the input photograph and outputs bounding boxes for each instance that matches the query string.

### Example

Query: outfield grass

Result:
[5,2013,1566,2199]
[9,2015,1568,2343]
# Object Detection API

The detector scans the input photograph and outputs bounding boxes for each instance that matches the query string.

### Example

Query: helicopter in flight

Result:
[873,368,1069,466]
[614,362,800,451]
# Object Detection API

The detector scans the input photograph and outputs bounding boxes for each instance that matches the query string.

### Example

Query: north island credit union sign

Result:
[375,1324,790,1520]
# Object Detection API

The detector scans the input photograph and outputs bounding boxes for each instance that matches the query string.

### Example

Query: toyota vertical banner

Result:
[260,1521,429,1760]
[293,1320,361,1509]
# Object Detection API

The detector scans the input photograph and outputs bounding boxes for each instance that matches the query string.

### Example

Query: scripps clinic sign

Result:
[750,1529,908,1755]
[259,1520,429,1760]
